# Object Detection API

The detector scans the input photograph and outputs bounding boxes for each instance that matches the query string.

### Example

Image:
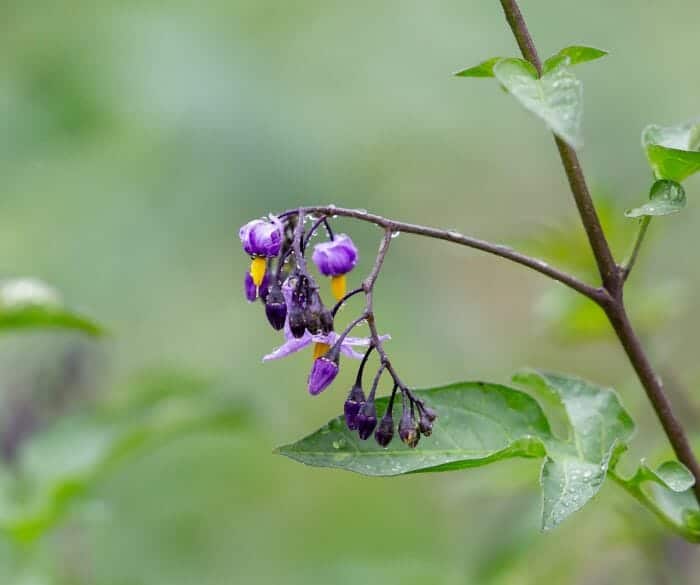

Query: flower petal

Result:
[263,334,312,361]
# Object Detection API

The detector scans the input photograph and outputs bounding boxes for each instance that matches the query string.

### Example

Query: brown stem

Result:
[499,0,700,503]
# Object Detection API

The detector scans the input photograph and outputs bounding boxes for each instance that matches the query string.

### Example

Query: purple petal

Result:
[312,234,358,276]
[262,333,312,361]
[240,218,283,257]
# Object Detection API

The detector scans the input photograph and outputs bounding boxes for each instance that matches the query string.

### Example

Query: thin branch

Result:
[499,0,700,504]
[622,216,652,281]
[498,0,620,293]
[280,206,602,302]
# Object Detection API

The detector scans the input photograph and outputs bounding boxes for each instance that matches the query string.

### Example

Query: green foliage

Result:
[492,57,583,149]
[454,57,504,78]
[0,278,102,336]
[625,180,687,218]
[0,371,249,545]
[642,119,700,182]
[277,371,694,532]
[542,45,608,73]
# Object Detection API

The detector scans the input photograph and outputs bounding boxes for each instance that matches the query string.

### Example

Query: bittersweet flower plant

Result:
[239,0,700,542]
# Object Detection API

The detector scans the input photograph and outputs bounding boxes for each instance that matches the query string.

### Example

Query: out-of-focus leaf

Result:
[279,372,636,531]
[0,278,102,336]
[0,373,249,544]
[642,119,700,182]
[625,180,686,218]
[535,281,685,343]
[493,57,583,149]
[543,46,608,73]
[453,57,505,78]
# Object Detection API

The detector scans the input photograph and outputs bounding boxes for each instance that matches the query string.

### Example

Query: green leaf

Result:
[513,370,634,530]
[0,372,249,544]
[493,57,583,149]
[634,460,695,492]
[279,372,636,531]
[278,382,551,476]
[625,180,686,218]
[454,57,504,78]
[642,119,700,181]
[0,278,103,336]
[543,46,608,73]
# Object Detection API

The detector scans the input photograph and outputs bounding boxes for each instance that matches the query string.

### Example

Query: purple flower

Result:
[312,234,358,277]
[308,354,340,395]
[244,271,269,303]
[239,216,283,257]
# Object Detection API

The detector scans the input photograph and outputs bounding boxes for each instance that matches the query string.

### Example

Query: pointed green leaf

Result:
[278,382,550,476]
[625,179,686,218]
[543,45,608,73]
[635,460,695,492]
[642,119,700,181]
[0,278,103,336]
[454,57,505,78]
[493,57,583,149]
[513,370,634,529]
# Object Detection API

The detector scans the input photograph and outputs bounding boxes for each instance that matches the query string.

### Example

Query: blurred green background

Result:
[1,0,699,583]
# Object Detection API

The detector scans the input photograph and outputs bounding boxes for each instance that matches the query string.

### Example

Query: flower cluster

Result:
[239,211,437,448]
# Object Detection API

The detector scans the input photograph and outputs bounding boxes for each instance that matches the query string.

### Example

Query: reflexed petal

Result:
[262,334,312,361]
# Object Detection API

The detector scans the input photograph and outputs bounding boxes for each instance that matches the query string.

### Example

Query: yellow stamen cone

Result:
[313,342,331,360]
[330,274,347,301]
[250,256,267,287]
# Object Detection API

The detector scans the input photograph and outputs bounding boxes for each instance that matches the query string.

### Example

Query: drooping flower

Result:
[264,284,287,330]
[312,234,358,301]
[239,216,283,287]
[307,346,340,395]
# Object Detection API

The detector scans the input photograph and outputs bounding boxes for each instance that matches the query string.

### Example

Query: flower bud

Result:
[344,384,365,430]
[356,400,377,440]
[288,306,306,338]
[320,308,334,334]
[307,346,340,395]
[399,407,420,448]
[264,285,287,330]
[374,411,394,447]
[418,412,433,437]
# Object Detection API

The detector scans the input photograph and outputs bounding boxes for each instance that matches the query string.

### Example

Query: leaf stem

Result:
[498,0,700,505]
[622,216,652,281]
[610,472,700,542]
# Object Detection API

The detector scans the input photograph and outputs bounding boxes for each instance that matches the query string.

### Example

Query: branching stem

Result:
[498,0,700,504]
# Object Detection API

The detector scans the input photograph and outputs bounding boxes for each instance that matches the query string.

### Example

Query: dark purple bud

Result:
[418,412,433,437]
[399,407,420,448]
[344,384,365,430]
[374,411,394,447]
[356,401,377,440]
[307,347,340,395]
[421,405,437,423]
[312,234,359,276]
[239,217,283,257]
[320,308,334,334]
[264,286,287,330]
[288,306,306,338]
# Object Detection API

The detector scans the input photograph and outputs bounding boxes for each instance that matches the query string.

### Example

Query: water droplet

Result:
[332,439,347,450]
[390,231,401,239]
